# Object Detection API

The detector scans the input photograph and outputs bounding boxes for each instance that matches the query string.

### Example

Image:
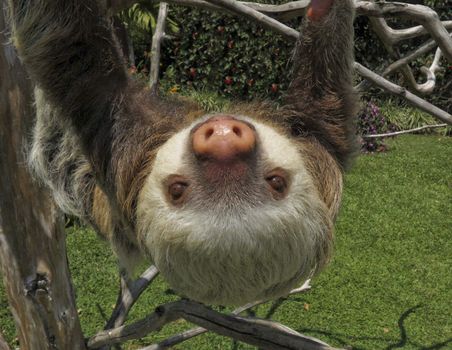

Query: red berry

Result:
[271,83,278,93]
[224,76,233,85]
[217,26,225,33]
[189,67,197,78]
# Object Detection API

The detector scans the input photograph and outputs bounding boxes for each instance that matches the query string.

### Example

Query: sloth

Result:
[8,0,358,305]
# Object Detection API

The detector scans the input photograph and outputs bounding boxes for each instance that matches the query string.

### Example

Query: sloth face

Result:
[137,114,332,305]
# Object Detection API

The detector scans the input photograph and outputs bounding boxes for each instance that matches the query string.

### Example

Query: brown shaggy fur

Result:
[8,0,358,271]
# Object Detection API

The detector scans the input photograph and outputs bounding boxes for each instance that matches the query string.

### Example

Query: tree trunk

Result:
[0,3,86,349]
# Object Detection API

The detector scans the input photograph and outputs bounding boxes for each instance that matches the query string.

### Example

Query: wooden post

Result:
[0,3,86,349]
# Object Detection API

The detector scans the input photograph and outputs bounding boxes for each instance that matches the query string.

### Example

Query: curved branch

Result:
[369,17,423,93]
[368,20,452,45]
[415,47,443,94]
[368,16,448,95]
[356,1,452,63]
[382,36,446,78]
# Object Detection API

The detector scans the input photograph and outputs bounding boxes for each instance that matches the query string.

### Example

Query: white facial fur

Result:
[136,116,332,305]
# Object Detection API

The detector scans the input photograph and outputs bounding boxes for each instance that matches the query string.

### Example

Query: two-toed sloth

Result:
[8,0,358,305]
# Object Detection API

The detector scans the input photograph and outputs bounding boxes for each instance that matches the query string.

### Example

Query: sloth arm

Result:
[284,0,358,169]
[8,0,130,191]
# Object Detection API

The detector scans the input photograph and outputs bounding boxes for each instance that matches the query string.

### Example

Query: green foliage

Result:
[379,99,451,133]
[162,2,297,100]
[1,136,451,349]
[119,2,178,34]
[120,3,158,33]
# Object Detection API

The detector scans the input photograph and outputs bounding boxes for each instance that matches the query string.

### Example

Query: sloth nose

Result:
[192,116,256,161]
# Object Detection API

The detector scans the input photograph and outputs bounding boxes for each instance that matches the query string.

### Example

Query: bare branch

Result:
[356,1,452,63]
[140,328,207,350]
[366,20,452,45]
[415,47,443,94]
[362,123,447,139]
[206,0,299,40]
[88,303,181,348]
[238,0,309,20]
[150,3,169,93]
[104,266,159,330]
[368,16,447,95]
[369,17,422,93]
[88,299,340,350]
[141,280,312,350]
[354,62,452,125]
[382,36,447,78]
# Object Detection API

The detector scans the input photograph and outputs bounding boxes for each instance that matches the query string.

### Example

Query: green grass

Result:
[1,135,451,349]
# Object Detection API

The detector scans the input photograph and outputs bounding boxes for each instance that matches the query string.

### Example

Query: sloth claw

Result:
[307,0,335,21]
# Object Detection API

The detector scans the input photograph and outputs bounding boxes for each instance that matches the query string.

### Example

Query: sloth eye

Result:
[167,177,190,205]
[265,170,288,199]
[169,182,187,200]
[267,176,286,192]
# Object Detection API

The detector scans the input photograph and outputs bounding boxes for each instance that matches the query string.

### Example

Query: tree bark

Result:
[150,2,169,93]
[0,3,87,349]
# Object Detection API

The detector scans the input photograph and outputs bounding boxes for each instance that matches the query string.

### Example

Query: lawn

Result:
[1,135,451,349]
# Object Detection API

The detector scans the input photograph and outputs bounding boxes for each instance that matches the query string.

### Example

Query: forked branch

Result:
[89,294,340,350]
[142,280,312,349]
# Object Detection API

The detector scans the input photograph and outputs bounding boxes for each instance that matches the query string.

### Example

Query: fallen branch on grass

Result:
[362,124,447,139]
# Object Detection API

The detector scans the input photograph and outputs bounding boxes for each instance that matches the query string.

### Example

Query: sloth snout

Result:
[192,116,256,162]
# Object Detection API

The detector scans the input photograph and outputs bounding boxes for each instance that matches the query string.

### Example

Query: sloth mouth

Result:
[199,158,252,184]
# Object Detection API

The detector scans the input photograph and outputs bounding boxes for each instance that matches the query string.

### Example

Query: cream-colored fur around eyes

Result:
[136,117,332,305]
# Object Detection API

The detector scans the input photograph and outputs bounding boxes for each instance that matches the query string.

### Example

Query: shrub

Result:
[379,100,451,135]
[357,101,396,153]
[161,2,298,100]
